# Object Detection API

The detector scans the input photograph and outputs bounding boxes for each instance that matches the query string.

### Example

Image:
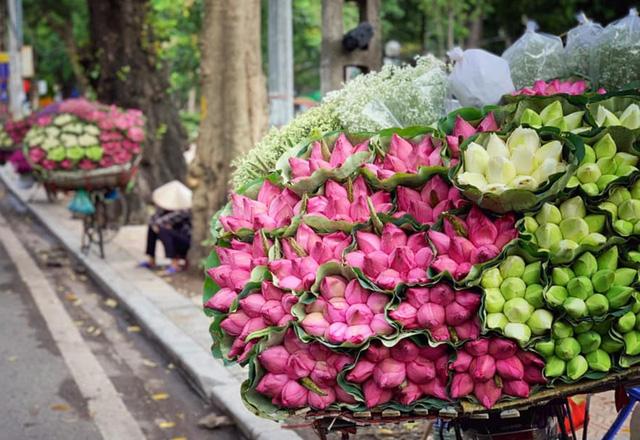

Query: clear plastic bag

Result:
[447,47,515,107]
[565,13,602,78]
[502,21,567,89]
[591,8,640,90]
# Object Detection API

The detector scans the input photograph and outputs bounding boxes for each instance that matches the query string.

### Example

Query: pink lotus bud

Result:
[204,288,237,312]
[328,353,353,371]
[286,351,316,379]
[450,351,473,372]
[455,290,482,310]
[406,232,429,253]
[306,196,328,214]
[373,358,406,389]
[421,377,449,400]
[431,326,451,341]
[389,134,414,161]
[306,298,327,314]
[309,343,330,361]
[356,231,381,254]
[238,317,267,341]
[431,200,450,221]
[389,247,415,274]
[363,379,393,408]
[470,245,500,264]
[228,337,247,359]
[420,344,449,361]
[367,293,390,314]
[407,268,429,285]
[281,294,298,313]
[239,294,266,318]
[325,322,348,344]
[220,312,250,336]
[474,379,503,409]
[320,276,347,299]
[384,153,408,173]
[308,386,336,409]
[524,365,546,384]
[346,359,376,383]
[467,206,498,247]
[302,312,330,337]
[455,318,481,340]
[414,247,434,268]
[449,237,475,264]
[335,386,357,404]
[406,288,431,308]
[282,329,306,353]
[256,373,289,397]
[257,181,282,205]
[350,196,370,222]
[345,280,370,305]
[450,373,474,398]
[453,115,477,138]
[381,224,408,254]
[406,357,436,384]
[447,135,460,156]
[345,251,365,269]
[259,346,290,374]
[503,380,530,398]
[389,303,418,328]
[363,251,389,279]
[445,301,474,326]
[325,197,351,221]
[325,179,348,200]
[295,224,320,251]
[465,339,489,356]
[262,282,284,301]
[325,297,348,322]
[431,256,458,275]
[289,157,311,178]
[397,382,423,405]
[390,339,419,363]
[435,355,450,381]
[478,112,498,132]
[488,338,518,360]
[496,357,525,381]
[370,314,394,336]
[261,300,286,325]
[397,186,422,212]
[277,315,294,327]
[310,361,337,386]
[281,380,309,408]
[494,214,517,248]
[238,340,258,364]
[469,355,496,381]
[268,260,294,282]
[346,304,374,326]
[454,262,473,279]
[365,344,390,363]
[375,269,402,290]
[517,351,545,369]
[417,303,446,329]
[429,284,455,306]
[345,325,375,345]
[330,134,354,167]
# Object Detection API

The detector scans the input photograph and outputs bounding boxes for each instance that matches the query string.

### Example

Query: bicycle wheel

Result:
[95,189,128,244]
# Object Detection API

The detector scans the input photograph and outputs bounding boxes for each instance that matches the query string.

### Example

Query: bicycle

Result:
[79,188,129,258]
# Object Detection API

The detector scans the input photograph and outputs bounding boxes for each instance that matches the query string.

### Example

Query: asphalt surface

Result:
[0,187,242,440]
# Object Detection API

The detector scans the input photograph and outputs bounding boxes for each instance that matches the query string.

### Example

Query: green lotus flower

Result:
[504,322,532,344]
[566,355,589,380]
[481,267,503,289]
[486,313,509,331]
[527,309,553,335]
[586,349,612,372]
[552,321,574,339]
[585,294,609,316]
[544,356,566,377]
[535,340,555,358]
[555,337,581,361]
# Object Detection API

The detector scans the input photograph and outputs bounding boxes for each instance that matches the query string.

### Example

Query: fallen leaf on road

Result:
[127,325,141,333]
[7,356,17,362]
[157,421,175,429]
[73,320,84,327]
[50,403,71,412]
[171,437,187,440]
[197,414,234,429]
[167,363,175,369]
[151,392,169,401]
[104,298,118,308]
[64,293,78,302]
[143,359,157,368]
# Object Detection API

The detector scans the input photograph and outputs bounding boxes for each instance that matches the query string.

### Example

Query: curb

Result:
[0,169,302,440]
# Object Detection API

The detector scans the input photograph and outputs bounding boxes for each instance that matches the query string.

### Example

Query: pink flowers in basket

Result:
[512,79,605,97]
[363,134,444,179]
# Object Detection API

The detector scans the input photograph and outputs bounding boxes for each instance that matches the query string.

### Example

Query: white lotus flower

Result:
[42,137,59,151]
[85,125,100,136]
[510,175,539,191]
[486,133,509,158]
[486,156,516,184]
[620,104,640,130]
[78,134,99,147]
[45,126,60,138]
[464,142,490,174]
[54,114,73,126]
[510,143,536,175]
[486,183,508,194]
[596,106,621,127]
[506,127,540,152]
[457,172,488,192]
[532,158,560,184]
[534,140,562,166]
[60,134,78,148]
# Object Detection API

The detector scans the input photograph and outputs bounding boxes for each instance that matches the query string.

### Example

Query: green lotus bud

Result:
[566,176,580,188]
[552,267,575,287]
[540,101,563,124]
[620,103,640,130]
[597,175,619,192]
[615,268,637,287]
[563,297,588,319]
[606,286,634,309]
[522,262,542,286]
[579,233,607,248]
[566,355,589,380]
[485,288,505,313]
[535,203,562,225]
[598,202,617,220]
[629,251,640,263]
[546,285,569,308]
[564,111,585,131]
[636,313,640,331]
[614,220,634,236]
[566,276,593,300]
[552,321,574,339]
[624,330,640,356]
[520,108,543,127]
[500,278,527,300]
[593,320,612,335]
[481,267,503,289]
[499,256,526,279]
[586,349,612,372]
[616,311,637,333]
[581,145,596,165]
[584,215,606,234]
[574,321,594,334]
[545,356,566,377]
[510,175,539,191]
[594,133,618,159]
[577,331,601,354]
[601,335,624,354]
[535,224,563,250]
[486,312,509,331]
[633,301,640,314]
[618,199,640,222]
[560,196,586,219]
[634,222,640,235]
[597,246,619,271]
[504,322,532,344]
[632,181,640,199]
[586,293,610,316]
[609,187,632,205]
[573,252,598,278]
[523,216,539,234]
[592,269,615,293]
[555,337,582,361]
[463,142,490,174]
[535,340,556,358]
[581,183,600,197]
[615,152,639,168]
[525,284,545,308]
[616,164,637,177]
[503,297,534,323]
[597,157,618,175]
[576,163,602,184]
[547,116,568,131]
[535,140,562,166]
[560,218,589,242]
[551,240,579,259]
[527,309,554,335]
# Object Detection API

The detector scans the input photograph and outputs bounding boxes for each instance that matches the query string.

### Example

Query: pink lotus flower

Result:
[496,357,525,381]
[281,380,309,408]
[446,112,499,160]
[450,372,474,398]
[256,373,289,397]
[204,288,238,312]
[395,175,466,224]
[474,379,502,409]
[512,79,596,96]
[78,159,97,170]
[469,355,496,381]
[503,380,530,398]
[308,386,336,409]
[363,134,444,179]
[289,134,369,180]
[388,303,418,329]
[406,357,436,384]
[363,379,393,408]
[28,147,46,163]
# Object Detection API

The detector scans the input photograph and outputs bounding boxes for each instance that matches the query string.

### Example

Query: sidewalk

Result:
[0,165,302,440]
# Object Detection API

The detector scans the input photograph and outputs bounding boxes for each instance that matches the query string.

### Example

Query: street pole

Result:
[7,0,22,118]
[267,0,293,127]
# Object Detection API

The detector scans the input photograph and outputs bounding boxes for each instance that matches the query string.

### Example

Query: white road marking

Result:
[0,213,146,440]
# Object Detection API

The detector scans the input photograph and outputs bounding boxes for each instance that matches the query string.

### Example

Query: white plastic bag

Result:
[591,8,640,90]
[565,13,602,78]
[502,21,567,89]
[447,47,515,107]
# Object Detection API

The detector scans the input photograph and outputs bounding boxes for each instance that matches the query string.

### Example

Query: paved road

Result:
[0,188,242,439]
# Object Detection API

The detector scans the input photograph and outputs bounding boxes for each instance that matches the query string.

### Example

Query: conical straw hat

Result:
[152,180,192,211]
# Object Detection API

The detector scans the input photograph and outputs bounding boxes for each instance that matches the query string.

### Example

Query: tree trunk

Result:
[466,5,484,48]
[86,0,187,215]
[188,0,268,262]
